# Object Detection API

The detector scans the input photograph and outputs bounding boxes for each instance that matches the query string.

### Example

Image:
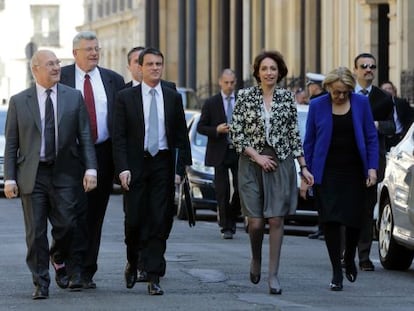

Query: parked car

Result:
[177,87,202,111]
[377,124,414,270]
[176,107,318,225]
[0,107,6,192]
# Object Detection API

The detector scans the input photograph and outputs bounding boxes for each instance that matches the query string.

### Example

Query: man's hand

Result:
[119,171,131,191]
[216,123,230,134]
[4,184,18,199]
[83,174,97,192]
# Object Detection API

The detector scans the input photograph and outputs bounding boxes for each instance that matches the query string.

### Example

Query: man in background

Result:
[197,69,241,239]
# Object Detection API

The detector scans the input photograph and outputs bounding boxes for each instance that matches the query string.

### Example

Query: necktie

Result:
[360,89,369,96]
[226,96,233,124]
[148,88,159,156]
[84,74,98,142]
[44,89,55,162]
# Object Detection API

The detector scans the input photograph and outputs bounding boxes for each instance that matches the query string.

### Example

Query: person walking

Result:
[4,50,97,299]
[353,53,394,272]
[302,67,379,291]
[230,50,313,295]
[113,47,191,295]
[59,31,125,289]
[197,68,241,239]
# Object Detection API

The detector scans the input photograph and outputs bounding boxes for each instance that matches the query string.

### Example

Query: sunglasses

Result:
[359,64,377,70]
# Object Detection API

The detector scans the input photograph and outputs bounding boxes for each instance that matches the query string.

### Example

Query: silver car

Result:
[377,124,414,270]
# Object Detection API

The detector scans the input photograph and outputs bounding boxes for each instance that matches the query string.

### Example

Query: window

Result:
[112,0,118,13]
[31,5,60,47]
[120,0,125,11]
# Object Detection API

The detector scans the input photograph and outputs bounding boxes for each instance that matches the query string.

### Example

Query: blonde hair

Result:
[322,67,355,91]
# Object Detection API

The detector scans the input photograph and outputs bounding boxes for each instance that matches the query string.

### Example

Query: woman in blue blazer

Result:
[303,67,378,291]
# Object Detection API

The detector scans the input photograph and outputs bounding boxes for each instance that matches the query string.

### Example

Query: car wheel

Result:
[176,184,188,220]
[378,197,414,270]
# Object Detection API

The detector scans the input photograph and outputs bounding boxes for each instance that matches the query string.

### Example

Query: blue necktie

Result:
[360,89,369,96]
[148,89,159,156]
[226,96,233,124]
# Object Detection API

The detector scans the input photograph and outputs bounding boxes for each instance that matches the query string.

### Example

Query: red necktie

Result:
[84,74,98,142]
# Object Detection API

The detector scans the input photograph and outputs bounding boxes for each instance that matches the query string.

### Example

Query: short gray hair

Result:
[73,31,98,49]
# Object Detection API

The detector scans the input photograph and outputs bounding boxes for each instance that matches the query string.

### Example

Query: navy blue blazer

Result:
[303,93,379,184]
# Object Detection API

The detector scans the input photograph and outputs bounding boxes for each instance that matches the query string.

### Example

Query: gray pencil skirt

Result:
[238,153,298,218]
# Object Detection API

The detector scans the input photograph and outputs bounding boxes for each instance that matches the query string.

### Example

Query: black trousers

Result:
[22,164,86,287]
[358,185,377,262]
[214,148,240,233]
[124,151,174,280]
[83,139,114,280]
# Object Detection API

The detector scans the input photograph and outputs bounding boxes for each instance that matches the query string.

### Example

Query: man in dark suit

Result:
[197,69,240,239]
[59,31,125,289]
[4,50,97,299]
[353,53,395,271]
[113,47,191,295]
[380,80,414,149]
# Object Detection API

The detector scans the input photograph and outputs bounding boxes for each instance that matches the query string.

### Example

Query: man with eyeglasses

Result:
[353,53,394,272]
[4,50,97,299]
[59,31,125,289]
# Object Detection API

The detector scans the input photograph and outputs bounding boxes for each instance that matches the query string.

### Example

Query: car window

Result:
[194,132,207,147]
[0,110,6,135]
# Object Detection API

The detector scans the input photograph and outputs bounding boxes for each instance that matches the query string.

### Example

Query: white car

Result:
[0,107,6,192]
[377,123,414,270]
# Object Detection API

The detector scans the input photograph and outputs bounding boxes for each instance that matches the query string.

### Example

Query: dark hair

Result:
[127,46,145,64]
[138,47,164,66]
[354,53,376,68]
[253,50,288,84]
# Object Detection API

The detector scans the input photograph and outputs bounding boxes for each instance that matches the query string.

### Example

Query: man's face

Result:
[139,53,163,85]
[32,51,61,88]
[127,50,143,82]
[219,72,236,96]
[381,83,395,97]
[354,57,376,85]
[73,39,100,72]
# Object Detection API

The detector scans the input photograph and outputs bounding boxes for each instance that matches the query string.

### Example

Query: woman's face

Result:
[328,80,350,105]
[258,57,278,87]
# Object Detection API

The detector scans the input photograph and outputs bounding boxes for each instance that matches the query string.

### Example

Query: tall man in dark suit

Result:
[380,80,414,149]
[197,69,241,239]
[113,47,191,295]
[59,31,125,289]
[353,53,395,271]
[4,50,97,299]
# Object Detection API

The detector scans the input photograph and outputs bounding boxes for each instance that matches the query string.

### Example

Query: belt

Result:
[39,160,55,167]
[143,150,170,158]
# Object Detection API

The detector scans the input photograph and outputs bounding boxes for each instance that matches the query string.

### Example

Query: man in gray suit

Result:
[4,50,97,299]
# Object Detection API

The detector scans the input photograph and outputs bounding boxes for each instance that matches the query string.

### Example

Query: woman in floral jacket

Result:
[230,50,314,294]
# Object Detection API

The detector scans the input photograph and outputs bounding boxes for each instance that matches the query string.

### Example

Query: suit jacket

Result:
[303,93,379,184]
[4,83,97,194]
[60,64,125,137]
[112,83,191,182]
[395,96,414,134]
[125,79,177,91]
[197,93,230,166]
[368,86,395,180]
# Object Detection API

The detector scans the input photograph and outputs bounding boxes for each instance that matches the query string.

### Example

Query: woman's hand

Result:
[366,168,377,187]
[300,179,310,199]
[256,154,278,172]
[300,167,314,186]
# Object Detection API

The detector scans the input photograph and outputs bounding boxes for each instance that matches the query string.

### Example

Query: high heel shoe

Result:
[269,287,282,295]
[268,275,282,294]
[345,263,357,283]
[250,259,261,284]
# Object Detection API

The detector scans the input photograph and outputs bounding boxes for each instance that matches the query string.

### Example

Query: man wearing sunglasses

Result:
[353,53,394,272]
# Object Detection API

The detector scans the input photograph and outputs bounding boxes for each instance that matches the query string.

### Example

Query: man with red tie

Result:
[59,31,125,289]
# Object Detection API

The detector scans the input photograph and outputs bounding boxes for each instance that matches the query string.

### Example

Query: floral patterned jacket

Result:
[230,85,303,161]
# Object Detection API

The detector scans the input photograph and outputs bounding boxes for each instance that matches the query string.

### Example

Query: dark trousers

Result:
[21,165,85,287]
[358,185,377,263]
[214,148,240,233]
[124,151,174,279]
[83,140,114,280]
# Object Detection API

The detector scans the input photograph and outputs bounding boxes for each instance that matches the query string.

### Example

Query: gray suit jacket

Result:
[4,83,97,194]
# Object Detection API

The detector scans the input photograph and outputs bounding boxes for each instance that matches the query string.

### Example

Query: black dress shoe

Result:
[329,282,343,291]
[68,273,83,291]
[308,229,323,239]
[51,258,69,289]
[147,282,164,295]
[359,260,375,271]
[137,270,148,282]
[125,263,137,289]
[83,279,97,289]
[32,286,49,299]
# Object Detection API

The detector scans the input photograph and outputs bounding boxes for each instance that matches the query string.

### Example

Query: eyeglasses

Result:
[75,47,101,53]
[359,64,377,70]
[35,60,61,68]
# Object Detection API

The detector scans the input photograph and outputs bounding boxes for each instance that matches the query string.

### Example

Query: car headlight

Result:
[190,159,214,174]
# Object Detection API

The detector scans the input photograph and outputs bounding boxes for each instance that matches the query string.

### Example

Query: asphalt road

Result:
[1,194,414,311]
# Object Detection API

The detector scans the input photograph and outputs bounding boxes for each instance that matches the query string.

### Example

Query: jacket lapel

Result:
[25,87,42,133]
